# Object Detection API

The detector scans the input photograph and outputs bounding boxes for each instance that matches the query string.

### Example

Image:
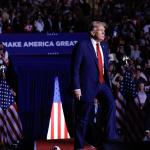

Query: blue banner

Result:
[0,33,88,55]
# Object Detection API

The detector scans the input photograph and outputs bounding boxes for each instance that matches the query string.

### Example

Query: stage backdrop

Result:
[0,33,88,148]
[0,33,87,55]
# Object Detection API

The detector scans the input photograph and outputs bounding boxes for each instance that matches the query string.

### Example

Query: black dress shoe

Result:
[97,143,105,150]
[106,138,121,143]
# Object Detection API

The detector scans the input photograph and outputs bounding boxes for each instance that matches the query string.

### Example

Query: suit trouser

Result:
[74,100,93,149]
[74,83,117,149]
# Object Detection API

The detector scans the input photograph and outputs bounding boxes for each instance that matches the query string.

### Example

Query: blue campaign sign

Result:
[0,33,88,55]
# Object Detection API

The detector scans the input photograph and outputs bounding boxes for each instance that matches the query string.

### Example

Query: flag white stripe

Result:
[5,116,17,142]
[6,109,18,130]
[46,118,51,139]
[5,128,11,144]
[9,104,23,132]
[116,110,120,118]
[54,103,58,139]
[0,109,5,143]
[50,118,51,139]
[116,99,122,109]
[34,141,37,150]
[9,104,18,120]
[6,108,21,137]
[61,104,64,139]
[68,132,70,138]
[1,113,13,144]
[2,117,15,144]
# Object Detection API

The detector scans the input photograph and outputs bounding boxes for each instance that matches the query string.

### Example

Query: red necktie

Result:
[96,43,104,84]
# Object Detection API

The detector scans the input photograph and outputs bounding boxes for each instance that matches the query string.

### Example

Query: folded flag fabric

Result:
[0,79,23,145]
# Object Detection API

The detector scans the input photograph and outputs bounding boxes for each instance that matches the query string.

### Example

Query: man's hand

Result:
[73,89,82,100]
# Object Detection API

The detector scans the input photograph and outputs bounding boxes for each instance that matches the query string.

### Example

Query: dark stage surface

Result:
[1,139,150,150]
[35,139,150,150]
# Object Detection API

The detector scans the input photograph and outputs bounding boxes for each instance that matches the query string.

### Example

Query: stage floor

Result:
[1,139,150,150]
[34,138,96,150]
[34,138,150,150]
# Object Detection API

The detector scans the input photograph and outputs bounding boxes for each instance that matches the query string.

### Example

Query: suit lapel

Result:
[87,40,107,70]
[87,40,98,66]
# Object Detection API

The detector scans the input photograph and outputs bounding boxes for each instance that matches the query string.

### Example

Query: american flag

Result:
[47,77,70,139]
[0,79,23,145]
[120,70,137,99]
[116,69,145,141]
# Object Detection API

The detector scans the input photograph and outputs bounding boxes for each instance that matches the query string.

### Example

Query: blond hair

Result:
[88,21,107,36]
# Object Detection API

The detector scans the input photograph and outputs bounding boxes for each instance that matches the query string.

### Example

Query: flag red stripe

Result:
[64,122,68,138]
[58,103,61,139]
[11,103,22,132]
[6,108,21,139]
[0,80,22,144]
[7,105,22,138]
[0,110,15,143]
[0,111,8,137]
[51,105,54,139]
[5,112,19,141]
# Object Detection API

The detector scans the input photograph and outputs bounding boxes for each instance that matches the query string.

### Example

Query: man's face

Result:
[93,25,105,42]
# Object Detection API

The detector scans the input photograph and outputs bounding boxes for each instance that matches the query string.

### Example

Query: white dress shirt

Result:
[91,38,104,74]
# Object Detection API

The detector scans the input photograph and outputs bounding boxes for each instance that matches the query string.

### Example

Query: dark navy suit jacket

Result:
[71,38,110,102]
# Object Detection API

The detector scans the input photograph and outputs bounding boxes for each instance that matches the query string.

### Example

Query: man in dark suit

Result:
[71,21,118,149]
[85,98,102,147]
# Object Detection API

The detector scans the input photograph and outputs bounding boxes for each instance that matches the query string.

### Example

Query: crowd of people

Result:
[0,0,92,33]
